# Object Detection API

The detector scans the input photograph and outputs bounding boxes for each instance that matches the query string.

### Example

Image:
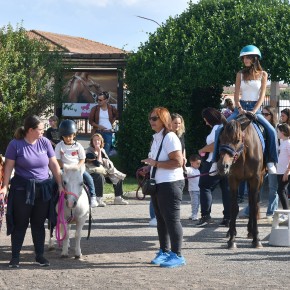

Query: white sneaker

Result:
[90,196,98,208]
[149,217,157,227]
[209,162,218,176]
[114,196,129,205]
[96,197,106,207]
[267,163,277,174]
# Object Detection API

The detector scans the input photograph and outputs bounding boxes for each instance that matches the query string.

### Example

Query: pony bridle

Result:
[63,188,81,206]
[219,143,244,164]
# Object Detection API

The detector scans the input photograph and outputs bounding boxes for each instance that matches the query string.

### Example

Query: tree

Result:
[118,0,290,175]
[0,24,66,153]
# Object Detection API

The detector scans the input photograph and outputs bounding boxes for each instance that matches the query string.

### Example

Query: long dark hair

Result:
[241,55,263,81]
[281,108,290,125]
[14,115,41,140]
[202,107,226,127]
[263,105,278,128]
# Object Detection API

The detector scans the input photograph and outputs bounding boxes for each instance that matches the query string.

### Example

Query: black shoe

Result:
[219,219,230,227]
[196,216,213,227]
[9,257,19,268]
[35,256,50,267]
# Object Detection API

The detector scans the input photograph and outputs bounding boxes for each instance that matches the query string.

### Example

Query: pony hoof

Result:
[252,241,263,249]
[75,255,82,259]
[48,247,55,252]
[227,241,237,250]
[247,233,253,239]
[61,255,69,258]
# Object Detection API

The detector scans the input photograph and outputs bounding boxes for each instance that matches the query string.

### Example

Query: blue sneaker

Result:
[151,249,170,265]
[160,252,186,268]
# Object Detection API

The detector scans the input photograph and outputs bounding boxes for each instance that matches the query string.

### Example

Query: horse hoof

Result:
[227,241,237,250]
[48,246,55,252]
[247,233,253,239]
[75,255,82,260]
[252,241,263,249]
[61,255,69,258]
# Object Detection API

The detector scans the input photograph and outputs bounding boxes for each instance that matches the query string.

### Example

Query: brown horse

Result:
[64,72,103,103]
[217,116,265,249]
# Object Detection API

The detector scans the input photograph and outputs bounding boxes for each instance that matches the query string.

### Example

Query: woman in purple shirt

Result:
[0,115,63,268]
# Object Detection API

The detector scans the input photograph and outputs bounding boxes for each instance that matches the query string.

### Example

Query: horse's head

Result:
[62,164,85,209]
[217,120,244,176]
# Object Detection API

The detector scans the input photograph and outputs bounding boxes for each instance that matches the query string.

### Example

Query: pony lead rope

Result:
[56,190,67,246]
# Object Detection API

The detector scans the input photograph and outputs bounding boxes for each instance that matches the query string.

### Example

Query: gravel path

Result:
[0,189,290,289]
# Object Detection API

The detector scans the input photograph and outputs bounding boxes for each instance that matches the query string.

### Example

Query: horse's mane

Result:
[63,163,84,174]
[220,120,242,145]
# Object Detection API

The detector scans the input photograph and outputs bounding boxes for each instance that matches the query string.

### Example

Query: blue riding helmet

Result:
[239,45,262,59]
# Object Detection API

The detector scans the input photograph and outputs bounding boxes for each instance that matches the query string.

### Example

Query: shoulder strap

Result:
[151,134,166,179]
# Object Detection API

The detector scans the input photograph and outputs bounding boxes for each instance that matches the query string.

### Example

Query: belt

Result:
[240,100,256,103]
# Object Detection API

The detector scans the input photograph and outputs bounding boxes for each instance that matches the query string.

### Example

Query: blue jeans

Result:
[266,173,279,216]
[100,132,113,155]
[212,101,278,163]
[83,171,96,197]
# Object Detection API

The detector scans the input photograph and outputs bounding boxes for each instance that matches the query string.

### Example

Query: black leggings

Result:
[151,180,185,256]
[277,175,290,210]
[11,189,50,259]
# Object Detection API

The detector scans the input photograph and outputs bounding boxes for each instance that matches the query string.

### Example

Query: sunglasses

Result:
[262,112,271,117]
[149,116,159,121]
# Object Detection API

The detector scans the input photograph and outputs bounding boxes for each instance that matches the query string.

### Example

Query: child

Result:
[276,123,290,221]
[55,120,98,208]
[46,115,61,148]
[186,154,201,220]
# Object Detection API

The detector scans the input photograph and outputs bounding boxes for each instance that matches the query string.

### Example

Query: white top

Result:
[277,139,290,174]
[206,125,219,162]
[55,141,86,168]
[185,167,200,191]
[149,130,184,184]
[240,73,262,102]
[99,108,112,130]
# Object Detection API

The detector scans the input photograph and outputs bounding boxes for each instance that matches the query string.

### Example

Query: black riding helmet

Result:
[59,120,77,137]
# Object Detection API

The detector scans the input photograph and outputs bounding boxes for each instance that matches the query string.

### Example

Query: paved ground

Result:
[1,187,290,289]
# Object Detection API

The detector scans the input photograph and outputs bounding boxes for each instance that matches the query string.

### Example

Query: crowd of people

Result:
[0,45,290,270]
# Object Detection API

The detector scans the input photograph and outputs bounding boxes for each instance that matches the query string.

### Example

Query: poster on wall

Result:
[62,70,118,117]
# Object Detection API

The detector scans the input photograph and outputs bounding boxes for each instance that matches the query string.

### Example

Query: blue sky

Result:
[0,0,198,51]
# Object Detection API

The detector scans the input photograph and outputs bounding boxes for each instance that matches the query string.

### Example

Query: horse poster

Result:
[62,70,118,117]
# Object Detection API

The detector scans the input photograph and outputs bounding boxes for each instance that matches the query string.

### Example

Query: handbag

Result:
[136,135,165,200]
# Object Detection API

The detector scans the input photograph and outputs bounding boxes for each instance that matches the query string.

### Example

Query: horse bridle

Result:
[219,143,245,164]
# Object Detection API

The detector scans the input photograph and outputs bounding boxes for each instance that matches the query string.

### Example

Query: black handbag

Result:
[136,135,165,200]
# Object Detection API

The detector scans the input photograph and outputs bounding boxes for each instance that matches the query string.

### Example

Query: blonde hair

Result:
[90,133,105,148]
[171,113,185,137]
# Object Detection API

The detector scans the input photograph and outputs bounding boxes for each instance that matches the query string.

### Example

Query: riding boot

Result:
[11,229,27,258]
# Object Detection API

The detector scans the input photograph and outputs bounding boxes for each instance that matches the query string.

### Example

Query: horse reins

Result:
[55,189,82,245]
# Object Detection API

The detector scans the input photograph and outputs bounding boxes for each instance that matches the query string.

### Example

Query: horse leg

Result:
[227,182,239,249]
[247,180,262,247]
[61,224,70,258]
[74,218,86,259]
[251,187,262,248]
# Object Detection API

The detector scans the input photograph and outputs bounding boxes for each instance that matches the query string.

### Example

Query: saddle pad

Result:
[253,123,265,152]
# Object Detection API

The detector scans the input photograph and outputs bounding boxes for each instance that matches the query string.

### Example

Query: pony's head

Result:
[217,120,244,176]
[62,164,85,209]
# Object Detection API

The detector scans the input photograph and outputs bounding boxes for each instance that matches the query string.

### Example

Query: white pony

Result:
[49,164,89,259]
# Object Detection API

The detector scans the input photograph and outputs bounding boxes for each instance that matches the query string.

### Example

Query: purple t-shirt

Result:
[5,137,55,180]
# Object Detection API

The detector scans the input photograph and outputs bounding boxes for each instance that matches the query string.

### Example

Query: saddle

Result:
[236,113,265,137]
